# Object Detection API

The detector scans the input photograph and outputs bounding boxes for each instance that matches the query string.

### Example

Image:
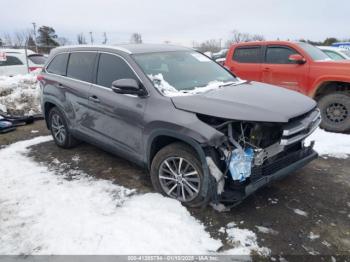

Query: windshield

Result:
[297,42,331,61]
[133,51,238,96]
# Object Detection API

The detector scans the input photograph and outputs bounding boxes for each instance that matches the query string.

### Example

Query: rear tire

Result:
[318,92,350,133]
[48,107,79,149]
[150,142,209,207]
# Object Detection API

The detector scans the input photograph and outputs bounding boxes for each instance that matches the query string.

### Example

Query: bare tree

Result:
[3,32,13,46]
[14,31,26,47]
[225,29,265,47]
[77,33,87,44]
[196,39,221,53]
[130,33,142,44]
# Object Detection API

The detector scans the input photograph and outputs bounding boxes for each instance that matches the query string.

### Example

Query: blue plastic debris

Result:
[229,147,254,182]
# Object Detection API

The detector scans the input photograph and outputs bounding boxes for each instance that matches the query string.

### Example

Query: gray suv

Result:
[39,44,321,207]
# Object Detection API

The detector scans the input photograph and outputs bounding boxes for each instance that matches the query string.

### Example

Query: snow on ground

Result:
[255,226,279,235]
[0,137,267,256]
[293,208,308,217]
[0,73,41,115]
[306,128,350,159]
[223,223,270,256]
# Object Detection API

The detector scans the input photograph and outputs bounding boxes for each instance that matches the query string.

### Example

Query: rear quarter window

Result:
[232,46,262,63]
[46,53,69,75]
[67,52,97,82]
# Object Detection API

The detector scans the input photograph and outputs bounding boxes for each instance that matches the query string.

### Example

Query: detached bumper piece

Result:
[220,144,317,206]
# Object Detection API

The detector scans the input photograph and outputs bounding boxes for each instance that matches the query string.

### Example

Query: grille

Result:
[280,108,321,146]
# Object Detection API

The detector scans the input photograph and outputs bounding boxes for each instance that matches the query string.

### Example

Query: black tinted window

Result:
[0,56,23,66]
[28,55,46,65]
[233,47,261,63]
[67,52,96,82]
[47,53,69,75]
[266,46,297,64]
[97,54,137,88]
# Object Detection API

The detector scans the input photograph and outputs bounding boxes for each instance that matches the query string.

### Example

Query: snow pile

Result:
[306,128,350,158]
[223,222,270,256]
[0,74,41,115]
[148,73,245,97]
[0,137,222,255]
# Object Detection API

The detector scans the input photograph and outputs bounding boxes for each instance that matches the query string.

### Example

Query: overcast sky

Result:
[1,0,349,46]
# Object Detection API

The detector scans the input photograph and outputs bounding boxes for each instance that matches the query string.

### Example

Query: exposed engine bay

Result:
[198,108,321,206]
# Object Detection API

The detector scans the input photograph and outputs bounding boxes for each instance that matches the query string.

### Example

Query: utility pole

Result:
[89,31,94,45]
[103,32,107,44]
[32,22,38,52]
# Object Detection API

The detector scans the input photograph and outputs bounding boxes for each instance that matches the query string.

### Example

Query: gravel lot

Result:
[1,120,349,260]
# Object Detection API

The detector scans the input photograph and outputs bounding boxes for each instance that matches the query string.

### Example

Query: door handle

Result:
[56,83,64,88]
[88,95,100,103]
[263,67,270,72]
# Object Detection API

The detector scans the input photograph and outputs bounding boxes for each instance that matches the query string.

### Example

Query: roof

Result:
[0,48,35,55]
[54,44,191,55]
[317,46,348,51]
[230,40,299,47]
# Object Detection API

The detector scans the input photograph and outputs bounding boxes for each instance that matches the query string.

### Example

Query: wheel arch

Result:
[311,80,350,100]
[43,100,71,129]
[146,130,211,201]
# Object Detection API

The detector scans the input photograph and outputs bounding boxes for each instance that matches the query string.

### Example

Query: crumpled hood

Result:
[171,81,316,123]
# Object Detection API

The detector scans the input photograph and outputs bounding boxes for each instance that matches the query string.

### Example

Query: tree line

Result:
[0,25,143,53]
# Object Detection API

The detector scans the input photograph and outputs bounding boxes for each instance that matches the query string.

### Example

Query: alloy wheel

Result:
[51,113,66,144]
[158,156,201,202]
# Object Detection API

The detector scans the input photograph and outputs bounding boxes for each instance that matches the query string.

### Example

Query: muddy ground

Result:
[1,120,349,260]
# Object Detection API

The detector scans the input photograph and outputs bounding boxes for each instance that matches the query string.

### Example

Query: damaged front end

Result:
[200,108,321,207]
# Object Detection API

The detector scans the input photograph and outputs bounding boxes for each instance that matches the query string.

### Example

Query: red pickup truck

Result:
[224,41,350,132]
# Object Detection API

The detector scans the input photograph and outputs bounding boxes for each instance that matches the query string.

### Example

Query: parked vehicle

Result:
[212,49,228,65]
[317,46,350,60]
[225,41,350,132]
[0,49,46,76]
[39,44,319,207]
[332,42,350,50]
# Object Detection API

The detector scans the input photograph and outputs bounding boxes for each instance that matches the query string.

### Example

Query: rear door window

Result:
[67,52,97,82]
[0,56,23,66]
[266,46,298,64]
[96,53,137,88]
[46,53,69,75]
[232,47,262,63]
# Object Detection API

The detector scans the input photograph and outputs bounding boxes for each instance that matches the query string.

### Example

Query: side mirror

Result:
[289,54,306,64]
[111,79,146,96]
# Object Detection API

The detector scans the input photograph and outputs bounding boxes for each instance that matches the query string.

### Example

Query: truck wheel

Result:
[318,92,350,132]
[150,143,208,207]
[49,107,79,148]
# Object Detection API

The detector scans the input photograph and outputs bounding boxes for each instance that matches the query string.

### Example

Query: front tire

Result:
[150,143,208,207]
[318,92,350,132]
[48,107,78,148]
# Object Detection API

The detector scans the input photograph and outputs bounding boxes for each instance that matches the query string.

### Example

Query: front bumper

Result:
[220,145,318,205]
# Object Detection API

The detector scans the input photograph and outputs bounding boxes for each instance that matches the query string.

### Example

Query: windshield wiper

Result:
[219,80,246,87]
